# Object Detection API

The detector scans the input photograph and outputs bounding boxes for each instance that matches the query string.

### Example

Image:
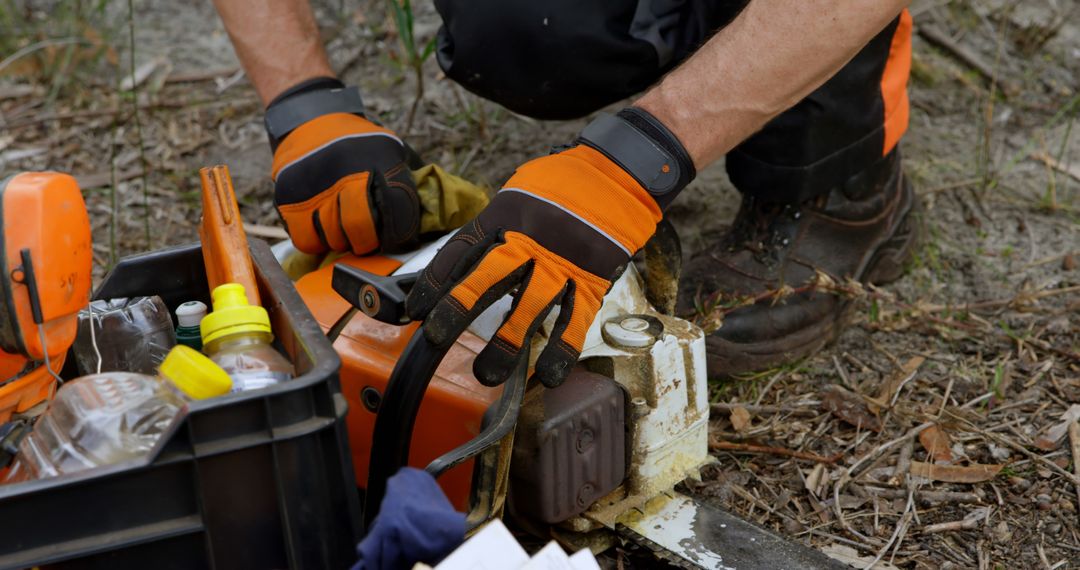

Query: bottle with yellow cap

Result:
[201,283,294,392]
[4,346,232,483]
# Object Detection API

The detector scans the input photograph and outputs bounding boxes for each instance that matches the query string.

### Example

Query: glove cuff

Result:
[264,77,366,151]
[576,107,695,210]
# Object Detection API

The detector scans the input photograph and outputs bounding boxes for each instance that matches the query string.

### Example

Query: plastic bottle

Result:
[175,301,208,350]
[73,296,177,375]
[201,283,294,392]
[5,346,232,483]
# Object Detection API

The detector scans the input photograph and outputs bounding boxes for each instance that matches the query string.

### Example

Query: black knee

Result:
[435,0,664,119]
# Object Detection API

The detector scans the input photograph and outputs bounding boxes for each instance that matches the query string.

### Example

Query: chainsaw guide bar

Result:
[616,492,845,569]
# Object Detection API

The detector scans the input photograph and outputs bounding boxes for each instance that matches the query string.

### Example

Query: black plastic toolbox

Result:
[0,240,362,569]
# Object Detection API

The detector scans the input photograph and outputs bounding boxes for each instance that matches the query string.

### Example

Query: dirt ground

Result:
[2,0,1079,568]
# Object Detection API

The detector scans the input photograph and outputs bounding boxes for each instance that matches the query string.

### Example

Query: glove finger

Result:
[339,172,379,255]
[313,186,350,252]
[534,275,609,388]
[473,263,567,387]
[277,189,334,254]
[372,164,421,253]
[423,242,532,348]
[406,219,498,321]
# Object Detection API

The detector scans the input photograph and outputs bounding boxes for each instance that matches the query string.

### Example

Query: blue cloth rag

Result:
[353,467,466,570]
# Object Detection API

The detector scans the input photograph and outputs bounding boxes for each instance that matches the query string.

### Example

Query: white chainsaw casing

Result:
[575,265,711,526]
[456,262,711,524]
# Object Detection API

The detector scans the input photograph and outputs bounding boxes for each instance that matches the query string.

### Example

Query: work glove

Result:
[266,78,420,255]
[406,108,695,388]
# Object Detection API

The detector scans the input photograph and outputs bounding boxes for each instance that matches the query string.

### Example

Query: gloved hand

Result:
[406,108,695,388]
[267,79,420,255]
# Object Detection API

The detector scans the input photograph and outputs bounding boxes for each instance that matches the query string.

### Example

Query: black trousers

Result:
[433,0,912,203]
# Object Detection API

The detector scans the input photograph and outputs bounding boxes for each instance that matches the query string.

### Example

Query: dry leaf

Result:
[730,405,752,432]
[820,385,882,432]
[804,463,827,498]
[1063,253,1076,271]
[870,356,925,411]
[821,544,901,570]
[1034,404,1080,450]
[911,461,1003,483]
[918,424,954,463]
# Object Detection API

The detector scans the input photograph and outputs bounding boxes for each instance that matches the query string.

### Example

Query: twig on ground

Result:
[862,487,981,505]
[921,177,982,195]
[922,516,981,534]
[709,438,841,464]
[834,422,934,545]
[1069,421,1080,524]
[943,409,1080,487]
[916,26,1018,96]
[710,402,820,417]
[165,67,240,84]
[938,377,955,418]
[754,370,785,406]
[890,439,914,485]
[76,168,144,190]
[833,355,853,389]
[864,485,915,569]
[1032,152,1080,184]
[1021,252,1078,271]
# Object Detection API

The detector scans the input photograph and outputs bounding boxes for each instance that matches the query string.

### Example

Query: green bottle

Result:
[175,301,208,351]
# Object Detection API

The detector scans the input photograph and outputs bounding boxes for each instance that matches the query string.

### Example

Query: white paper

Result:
[520,542,572,570]
[436,520,600,570]
[436,519,529,570]
[568,549,601,570]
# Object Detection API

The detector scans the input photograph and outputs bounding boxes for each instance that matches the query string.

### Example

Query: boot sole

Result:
[705,186,922,380]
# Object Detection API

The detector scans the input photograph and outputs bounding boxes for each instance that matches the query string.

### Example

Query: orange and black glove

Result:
[406,108,695,388]
[266,78,420,255]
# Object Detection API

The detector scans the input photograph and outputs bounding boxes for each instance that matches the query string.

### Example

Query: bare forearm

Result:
[637,0,909,169]
[212,0,335,105]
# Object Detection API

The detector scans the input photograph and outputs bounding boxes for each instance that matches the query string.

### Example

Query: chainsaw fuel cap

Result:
[602,314,664,348]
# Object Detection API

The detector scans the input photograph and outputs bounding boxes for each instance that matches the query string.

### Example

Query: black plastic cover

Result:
[510,369,626,524]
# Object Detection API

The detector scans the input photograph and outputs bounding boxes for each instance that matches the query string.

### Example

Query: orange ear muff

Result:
[0,172,92,361]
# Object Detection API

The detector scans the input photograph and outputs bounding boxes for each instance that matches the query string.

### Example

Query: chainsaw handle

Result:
[331,264,415,325]
[343,266,527,533]
[424,355,526,478]
[363,326,448,531]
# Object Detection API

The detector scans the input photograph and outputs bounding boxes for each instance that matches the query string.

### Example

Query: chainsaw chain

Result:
[615,523,703,570]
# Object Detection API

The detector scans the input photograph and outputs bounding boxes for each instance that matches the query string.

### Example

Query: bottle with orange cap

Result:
[5,345,233,482]
[201,283,295,392]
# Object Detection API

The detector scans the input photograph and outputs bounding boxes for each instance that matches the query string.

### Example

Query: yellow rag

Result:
[307,165,491,273]
[413,164,491,234]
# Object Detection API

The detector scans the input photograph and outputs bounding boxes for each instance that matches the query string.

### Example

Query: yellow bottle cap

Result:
[200,283,273,345]
[159,345,233,399]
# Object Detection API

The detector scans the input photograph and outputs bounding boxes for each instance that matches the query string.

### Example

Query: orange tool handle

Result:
[198,165,260,306]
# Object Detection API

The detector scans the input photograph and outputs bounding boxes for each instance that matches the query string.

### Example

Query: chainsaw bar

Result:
[616,492,846,570]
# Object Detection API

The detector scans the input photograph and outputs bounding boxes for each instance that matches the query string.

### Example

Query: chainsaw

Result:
[291,221,844,569]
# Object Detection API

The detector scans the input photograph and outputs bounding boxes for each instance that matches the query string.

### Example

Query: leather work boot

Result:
[676,149,919,379]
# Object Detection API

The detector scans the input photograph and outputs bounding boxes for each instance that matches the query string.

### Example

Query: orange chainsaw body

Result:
[294,254,501,509]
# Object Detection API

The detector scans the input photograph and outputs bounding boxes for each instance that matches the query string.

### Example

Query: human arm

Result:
[212,0,420,254]
[637,0,910,169]
[407,1,911,388]
[211,0,335,105]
